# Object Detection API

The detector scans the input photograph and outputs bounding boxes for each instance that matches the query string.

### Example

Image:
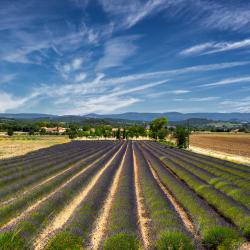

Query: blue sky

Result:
[0,0,250,114]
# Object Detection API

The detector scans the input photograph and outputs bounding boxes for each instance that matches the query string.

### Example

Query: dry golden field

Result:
[0,135,69,159]
[190,133,250,158]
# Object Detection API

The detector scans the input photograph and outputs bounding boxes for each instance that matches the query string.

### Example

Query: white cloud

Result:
[71,58,83,70]
[98,0,174,29]
[63,96,140,115]
[99,0,250,33]
[101,61,250,84]
[0,92,31,112]
[201,76,250,87]
[180,38,250,56]
[62,80,166,114]
[147,89,190,97]
[200,2,250,32]
[173,96,219,102]
[0,74,16,84]
[29,78,167,115]
[75,73,87,82]
[220,97,250,112]
[189,96,219,101]
[170,90,190,94]
[56,57,84,79]
[2,60,249,115]
[96,36,139,71]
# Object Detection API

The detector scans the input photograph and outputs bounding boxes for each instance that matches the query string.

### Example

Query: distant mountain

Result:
[0,113,57,119]
[0,112,250,122]
[83,112,250,122]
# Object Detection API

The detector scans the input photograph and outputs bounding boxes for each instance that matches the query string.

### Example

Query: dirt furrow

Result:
[147,159,196,235]
[89,144,128,250]
[0,146,119,231]
[132,143,152,250]
[33,144,125,250]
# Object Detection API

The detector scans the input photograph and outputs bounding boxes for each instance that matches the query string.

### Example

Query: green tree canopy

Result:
[149,117,168,139]
[174,126,190,148]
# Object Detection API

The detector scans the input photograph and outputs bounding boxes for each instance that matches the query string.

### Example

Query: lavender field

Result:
[0,140,249,250]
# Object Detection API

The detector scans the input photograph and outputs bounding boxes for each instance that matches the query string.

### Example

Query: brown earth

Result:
[190,133,250,158]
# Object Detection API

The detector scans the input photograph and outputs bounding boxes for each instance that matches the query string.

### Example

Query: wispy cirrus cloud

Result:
[98,0,250,33]
[75,73,87,82]
[98,0,175,29]
[36,79,166,114]
[200,76,250,87]
[173,96,219,102]
[96,35,139,71]
[0,91,39,113]
[180,38,250,56]
[103,61,250,84]
[55,58,84,79]
[199,1,250,32]
[0,74,16,85]
[189,96,219,102]
[147,89,190,98]
[220,97,250,112]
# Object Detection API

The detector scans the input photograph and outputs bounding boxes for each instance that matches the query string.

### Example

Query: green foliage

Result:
[45,232,83,250]
[40,128,46,135]
[150,117,168,139]
[157,128,168,140]
[203,227,241,249]
[28,129,35,135]
[155,232,193,250]
[68,130,78,139]
[103,233,139,250]
[0,230,25,250]
[116,128,121,139]
[174,127,189,148]
[7,128,14,136]
[243,223,250,240]
[159,140,176,147]
[126,126,146,139]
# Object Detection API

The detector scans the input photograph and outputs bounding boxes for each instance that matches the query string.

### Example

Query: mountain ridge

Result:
[0,112,250,122]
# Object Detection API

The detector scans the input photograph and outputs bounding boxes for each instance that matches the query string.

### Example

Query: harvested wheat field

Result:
[0,136,69,159]
[0,140,249,250]
[190,133,250,158]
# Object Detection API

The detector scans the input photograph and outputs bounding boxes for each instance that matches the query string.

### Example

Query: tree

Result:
[68,129,78,139]
[149,117,168,139]
[174,127,190,148]
[40,128,46,135]
[124,126,146,139]
[157,128,168,140]
[7,128,14,136]
[116,128,121,140]
[122,128,126,139]
[29,129,35,135]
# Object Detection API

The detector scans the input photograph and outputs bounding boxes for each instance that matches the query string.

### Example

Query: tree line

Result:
[1,117,190,148]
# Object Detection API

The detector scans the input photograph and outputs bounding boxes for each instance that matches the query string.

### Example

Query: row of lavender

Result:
[0,141,121,249]
[141,141,250,246]
[0,140,248,249]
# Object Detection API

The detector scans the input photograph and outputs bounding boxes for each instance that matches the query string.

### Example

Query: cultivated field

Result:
[0,140,249,249]
[190,133,250,158]
[0,136,69,159]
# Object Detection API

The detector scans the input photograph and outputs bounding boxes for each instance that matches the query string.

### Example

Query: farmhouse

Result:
[41,127,66,134]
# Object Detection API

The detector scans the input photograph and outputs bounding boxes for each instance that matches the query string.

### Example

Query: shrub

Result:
[203,226,241,250]
[174,127,189,148]
[243,222,250,240]
[155,231,193,250]
[45,232,83,250]
[103,233,139,250]
[7,128,14,136]
[0,230,25,250]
